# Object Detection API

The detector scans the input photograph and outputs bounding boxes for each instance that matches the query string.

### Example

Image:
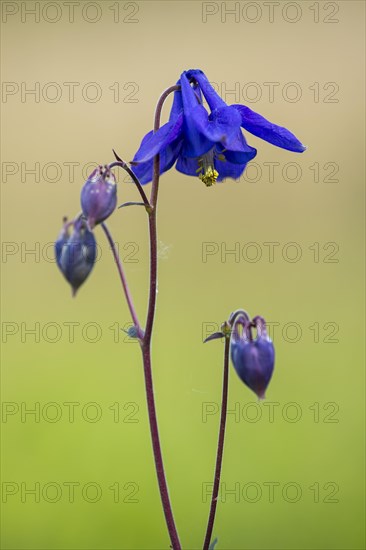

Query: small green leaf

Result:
[204,332,225,343]
[118,202,146,209]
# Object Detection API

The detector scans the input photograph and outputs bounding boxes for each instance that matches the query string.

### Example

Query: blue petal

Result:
[180,74,242,157]
[175,155,200,176]
[181,105,216,158]
[185,69,226,111]
[180,71,202,111]
[214,122,257,162]
[179,72,215,157]
[181,73,248,156]
[55,230,68,269]
[180,74,246,159]
[214,157,249,182]
[216,138,257,164]
[169,87,183,121]
[222,147,257,165]
[231,338,274,399]
[59,220,97,293]
[233,104,306,153]
[203,106,243,145]
[175,153,251,183]
[132,136,182,184]
[133,113,183,164]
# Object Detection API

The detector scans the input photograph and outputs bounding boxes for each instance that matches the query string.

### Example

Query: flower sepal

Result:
[55,215,97,296]
[230,313,274,399]
[81,165,117,229]
[203,331,225,344]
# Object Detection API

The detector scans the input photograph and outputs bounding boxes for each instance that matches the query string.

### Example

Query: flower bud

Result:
[55,216,97,296]
[230,316,274,399]
[81,165,117,228]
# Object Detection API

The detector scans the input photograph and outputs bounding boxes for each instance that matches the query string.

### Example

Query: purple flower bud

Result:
[81,165,117,228]
[55,215,97,296]
[230,316,274,399]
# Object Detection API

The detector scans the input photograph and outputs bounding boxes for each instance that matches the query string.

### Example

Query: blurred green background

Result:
[1,1,365,549]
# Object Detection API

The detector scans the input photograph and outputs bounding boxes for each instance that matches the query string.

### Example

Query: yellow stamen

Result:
[199,167,219,187]
[197,150,219,187]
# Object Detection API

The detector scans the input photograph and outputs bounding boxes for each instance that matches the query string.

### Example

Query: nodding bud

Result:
[230,315,274,399]
[55,215,97,296]
[81,165,117,228]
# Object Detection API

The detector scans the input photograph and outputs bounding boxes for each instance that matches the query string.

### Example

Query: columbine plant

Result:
[55,69,305,550]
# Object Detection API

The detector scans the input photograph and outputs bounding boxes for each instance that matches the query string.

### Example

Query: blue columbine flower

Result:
[230,315,274,399]
[55,215,97,296]
[132,69,306,186]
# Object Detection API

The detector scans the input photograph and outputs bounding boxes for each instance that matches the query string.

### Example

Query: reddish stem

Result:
[101,222,142,338]
[141,84,181,549]
[203,336,230,550]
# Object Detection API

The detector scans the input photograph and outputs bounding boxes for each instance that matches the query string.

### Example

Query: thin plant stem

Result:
[141,84,181,549]
[203,335,231,550]
[145,85,179,340]
[150,85,180,210]
[101,212,181,548]
[141,344,181,548]
[105,84,181,549]
[101,222,142,338]
[109,156,151,209]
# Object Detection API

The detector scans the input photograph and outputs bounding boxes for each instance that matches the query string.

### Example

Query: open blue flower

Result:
[132,69,306,186]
